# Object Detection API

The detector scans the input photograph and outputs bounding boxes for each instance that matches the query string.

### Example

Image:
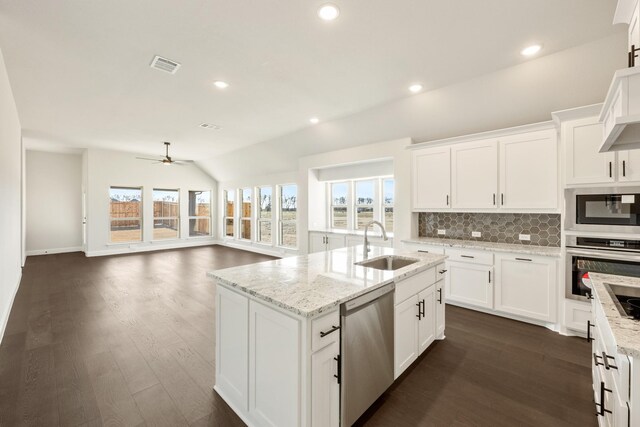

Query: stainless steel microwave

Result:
[565,187,640,233]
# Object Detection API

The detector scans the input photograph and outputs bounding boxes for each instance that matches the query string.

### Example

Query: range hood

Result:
[599,67,640,152]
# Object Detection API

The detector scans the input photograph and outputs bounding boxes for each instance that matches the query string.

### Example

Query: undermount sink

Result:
[356,255,419,271]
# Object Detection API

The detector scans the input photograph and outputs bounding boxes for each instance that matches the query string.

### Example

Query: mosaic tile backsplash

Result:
[418,212,561,247]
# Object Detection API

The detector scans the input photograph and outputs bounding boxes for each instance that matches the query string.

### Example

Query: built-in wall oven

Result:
[565,187,640,233]
[566,236,640,301]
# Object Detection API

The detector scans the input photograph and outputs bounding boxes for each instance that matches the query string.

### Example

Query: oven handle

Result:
[565,248,640,262]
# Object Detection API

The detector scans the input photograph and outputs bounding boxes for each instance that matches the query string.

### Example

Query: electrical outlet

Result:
[519,234,531,241]
[471,231,481,238]
[437,229,446,236]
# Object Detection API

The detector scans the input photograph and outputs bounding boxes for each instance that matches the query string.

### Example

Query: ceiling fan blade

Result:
[136,156,164,161]
[172,159,194,164]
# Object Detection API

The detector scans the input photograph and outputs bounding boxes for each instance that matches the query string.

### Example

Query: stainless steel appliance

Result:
[340,283,394,426]
[566,235,640,301]
[565,187,640,233]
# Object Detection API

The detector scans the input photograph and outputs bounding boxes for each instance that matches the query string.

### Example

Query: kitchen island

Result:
[208,246,447,427]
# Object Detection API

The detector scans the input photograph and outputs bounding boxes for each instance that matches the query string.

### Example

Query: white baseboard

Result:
[85,238,219,257]
[0,270,22,346]
[26,246,83,256]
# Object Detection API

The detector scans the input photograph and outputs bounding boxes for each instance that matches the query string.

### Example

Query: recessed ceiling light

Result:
[213,80,229,89]
[199,123,221,130]
[409,84,423,93]
[521,44,542,57]
[310,117,320,124]
[318,4,340,21]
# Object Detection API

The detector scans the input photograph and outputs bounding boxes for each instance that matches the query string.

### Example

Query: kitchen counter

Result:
[590,273,640,358]
[402,236,562,257]
[208,246,446,318]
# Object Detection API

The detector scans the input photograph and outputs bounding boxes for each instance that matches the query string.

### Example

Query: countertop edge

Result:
[589,273,640,359]
[401,238,562,257]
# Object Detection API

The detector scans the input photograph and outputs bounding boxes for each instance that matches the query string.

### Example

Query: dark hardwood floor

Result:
[0,246,595,426]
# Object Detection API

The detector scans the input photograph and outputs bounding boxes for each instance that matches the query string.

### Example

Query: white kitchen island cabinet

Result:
[209,246,446,427]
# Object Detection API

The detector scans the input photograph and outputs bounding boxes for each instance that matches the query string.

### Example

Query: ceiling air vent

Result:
[199,123,221,130]
[150,55,181,74]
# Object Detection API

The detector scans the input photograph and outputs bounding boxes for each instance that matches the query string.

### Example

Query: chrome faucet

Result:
[363,220,388,258]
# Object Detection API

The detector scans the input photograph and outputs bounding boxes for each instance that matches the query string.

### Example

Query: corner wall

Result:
[86,148,218,256]
[0,47,22,342]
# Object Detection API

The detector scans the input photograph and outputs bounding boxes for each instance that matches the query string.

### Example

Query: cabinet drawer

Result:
[395,268,436,304]
[311,310,340,352]
[446,248,493,265]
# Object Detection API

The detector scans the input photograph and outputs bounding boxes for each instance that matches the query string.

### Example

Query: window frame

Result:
[152,188,180,241]
[325,176,394,234]
[278,183,298,249]
[109,186,144,244]
[354,179,376,231]
[188,190,212,238]
[240,187,253,241]
[223,189,236,239]
[256,185,273,246]
[383,178,395,233]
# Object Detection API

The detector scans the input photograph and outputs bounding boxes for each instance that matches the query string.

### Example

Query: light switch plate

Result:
[437,229,446,235]
[519,234,531,241]
[471,231,481,238]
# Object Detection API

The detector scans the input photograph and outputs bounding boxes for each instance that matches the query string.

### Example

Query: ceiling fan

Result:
[136,142,194,166]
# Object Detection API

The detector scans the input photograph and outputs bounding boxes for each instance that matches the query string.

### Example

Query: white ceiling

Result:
[0,0,622,162]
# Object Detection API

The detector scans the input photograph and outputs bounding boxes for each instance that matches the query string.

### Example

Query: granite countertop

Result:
[402,236,561,257]
[208,246,446,318]
[589,273,640,359]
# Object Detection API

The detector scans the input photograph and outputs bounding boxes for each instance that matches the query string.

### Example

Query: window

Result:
[224,190,235,238]
[109,187,142,243]
[355,180,375,230]
[257,186,272,244]
[241,188,252,240]
[279,184,297,248]
[326,177,394,233]
[188,190,211,237]
[153,189,179,240]
[331,182,348,230]
[383,178,394,232]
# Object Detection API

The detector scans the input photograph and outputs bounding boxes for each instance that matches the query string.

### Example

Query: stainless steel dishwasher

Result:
[340,283,395,426]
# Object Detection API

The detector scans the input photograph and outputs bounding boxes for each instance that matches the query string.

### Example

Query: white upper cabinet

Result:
[411,123,558,212]
[618,149,640,181]
[499,129,558,209]
[451,139,498,209]
[412,146,450,210]
[564,116,616,185]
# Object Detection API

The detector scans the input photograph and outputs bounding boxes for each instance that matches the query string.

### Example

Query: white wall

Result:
[86,148,218,256]
[217,171,298,257]
[25,150,82,255]
[0,47,22,342]
[298,138,413,253]
[199,32,626,182]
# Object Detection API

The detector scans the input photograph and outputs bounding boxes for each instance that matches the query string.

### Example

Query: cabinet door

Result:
[564,117,616,185]
[417,285,436,354]
[216,285,249,411]
[435,280,445,339]
[630,0,640,52]
[309,233,327,253]
[249,301,300,427]
[326,234,346,251]
[412,147,450,210]
[618,150,640,182]
[451,139,498,209]
[445,262,493,309]
[394,295,419,379]
[311,341,340,427]
[494,255,557,323]
[499,129,558,209]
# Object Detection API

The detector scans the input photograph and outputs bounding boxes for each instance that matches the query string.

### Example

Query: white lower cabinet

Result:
[494,254,557,323]
[436,265,446,339]
[309,232,346,253]
[394,269,441,379]
[446,262,493,309]
[311,340,339,427]
[249,301,300,427]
